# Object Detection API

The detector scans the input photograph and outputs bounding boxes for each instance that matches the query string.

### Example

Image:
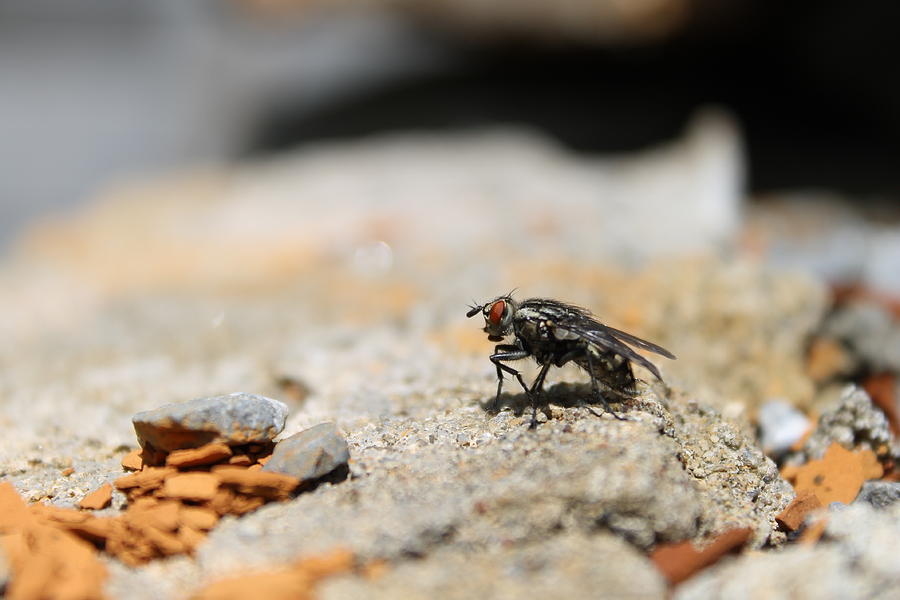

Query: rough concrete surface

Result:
[0,126,881,598]
[676,503,900,600]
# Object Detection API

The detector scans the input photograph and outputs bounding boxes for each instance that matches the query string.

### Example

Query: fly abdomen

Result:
[576,348,636,396]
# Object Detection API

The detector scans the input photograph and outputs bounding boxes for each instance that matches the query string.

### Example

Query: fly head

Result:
[467,294,518,342]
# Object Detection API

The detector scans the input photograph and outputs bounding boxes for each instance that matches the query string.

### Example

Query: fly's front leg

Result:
[489,344,530,412]
[585,351,627,421]
[528,362,552,429]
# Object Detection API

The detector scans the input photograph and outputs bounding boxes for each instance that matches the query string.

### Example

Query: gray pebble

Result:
[263,422,349,481]
[856,481,900,510]
[132,392,288,452]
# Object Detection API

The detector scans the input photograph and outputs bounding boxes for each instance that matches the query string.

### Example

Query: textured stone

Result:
[263,423,350,481]
[788,386,894,464]
[856,481,900,510]
[132,393,288,452]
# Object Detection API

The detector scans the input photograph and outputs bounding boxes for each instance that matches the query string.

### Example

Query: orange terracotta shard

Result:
[179,506,219,530]
[794,443,882,506]
[211,466,299,499]
[191,548,354,600]
[121,449,144,471]
[650,528,752,585]
[0,482,108,600]
[776,490,822,531]
[166,443,233,468]
[162,473,220,501]
[79,483,113,510]
[115,467,176,491]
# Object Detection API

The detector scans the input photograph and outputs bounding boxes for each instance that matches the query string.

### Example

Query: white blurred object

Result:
[758,400,810,455]
[602,107,744,259]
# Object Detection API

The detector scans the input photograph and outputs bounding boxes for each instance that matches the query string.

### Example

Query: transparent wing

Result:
[594,324,676,359]
[550,318,671,381]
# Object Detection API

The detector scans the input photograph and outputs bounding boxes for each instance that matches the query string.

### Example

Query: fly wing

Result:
[549,318,668,381]
[596,324,676,359]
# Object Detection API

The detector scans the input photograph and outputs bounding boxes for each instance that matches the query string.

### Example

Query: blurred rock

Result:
[677,503,900,599]
[132,393,288,452]
[856,481,900,510]
[822,301,900,374]
[263,423,350,481]
[319,533,665,600]
[787,386,893,464]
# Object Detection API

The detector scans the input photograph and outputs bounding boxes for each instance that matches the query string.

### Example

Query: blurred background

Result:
[2,0,899,246]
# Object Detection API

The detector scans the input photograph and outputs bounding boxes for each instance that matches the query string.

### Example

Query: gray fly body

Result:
[467,293,675,428]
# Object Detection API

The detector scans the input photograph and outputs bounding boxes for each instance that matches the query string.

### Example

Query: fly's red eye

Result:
[488,300,505,325]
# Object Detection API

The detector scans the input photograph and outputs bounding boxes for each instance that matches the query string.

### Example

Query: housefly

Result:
[467,294,675,428]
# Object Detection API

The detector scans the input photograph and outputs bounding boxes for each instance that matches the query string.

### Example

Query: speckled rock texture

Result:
[0,127,851,598]
[787,386,894,465]
[132,393,289,452]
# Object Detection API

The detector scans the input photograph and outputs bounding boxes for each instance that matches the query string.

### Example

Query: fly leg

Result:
[527,361,553,429]
[585,351,628,421]
[489,345,531,413]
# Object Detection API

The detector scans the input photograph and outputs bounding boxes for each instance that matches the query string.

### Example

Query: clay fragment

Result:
[650,528,751,585]
[179,506,219,530]
[0,483,108,599]
[212,465,299,499]
[121,449,144,471]
[228,454,254,467]
[177,525,207,552]
[776,490,822,531]
[162,473,220,501]
[166,443,233,468]
[79,483,113,510]
[127,500,181,531]
[190,549,353,600]
[115,467,176,491]
[794,443,880,506]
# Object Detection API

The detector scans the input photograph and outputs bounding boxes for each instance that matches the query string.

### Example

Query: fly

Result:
[467,293,675,428]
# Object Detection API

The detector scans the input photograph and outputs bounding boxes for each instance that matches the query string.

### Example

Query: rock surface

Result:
[0,128,862,598]
[132,394,288,452]
[263,423,349,481]
[676,503,900,600]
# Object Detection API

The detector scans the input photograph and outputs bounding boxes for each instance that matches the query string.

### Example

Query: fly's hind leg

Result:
[527,362,553,429]
[585,351,628,421]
